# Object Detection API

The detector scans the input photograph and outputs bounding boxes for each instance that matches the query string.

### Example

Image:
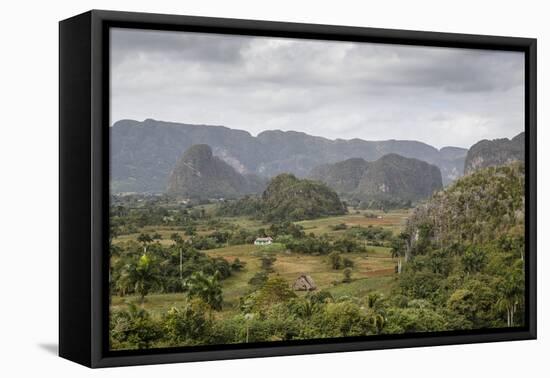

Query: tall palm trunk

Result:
[404,237,412,262]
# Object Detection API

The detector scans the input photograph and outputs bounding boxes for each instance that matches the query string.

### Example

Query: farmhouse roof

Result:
[255,237,273,241]
[293,274,317,291]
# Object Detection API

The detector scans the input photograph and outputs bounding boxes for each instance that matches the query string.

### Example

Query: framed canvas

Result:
[59,10,537,368]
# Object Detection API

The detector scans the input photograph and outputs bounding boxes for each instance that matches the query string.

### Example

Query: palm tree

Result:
[497,270,524,327]
[170,233,184,245]
[170,233,185,280]
[130,254,159,304]
[115,263,133,297]
[461,247,487,275]
[137,233,153,253]
[390,234,407,273]
[366,293,386,334]
[183,271,223,310]
[295,299,317,320]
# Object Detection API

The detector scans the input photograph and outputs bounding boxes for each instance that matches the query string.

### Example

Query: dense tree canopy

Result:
[217,174,346,222]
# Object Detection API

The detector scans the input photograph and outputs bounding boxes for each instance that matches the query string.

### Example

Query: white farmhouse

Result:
[254,237,273,246]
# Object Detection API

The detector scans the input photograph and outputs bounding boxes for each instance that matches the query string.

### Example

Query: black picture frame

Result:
[59,9,537,368]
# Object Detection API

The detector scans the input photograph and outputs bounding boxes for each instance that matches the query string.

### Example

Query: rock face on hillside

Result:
[357,154,443,202]
[110,119,466,192]
[166,144,266,199]
[439,146,468,182]
[309,158,369,194]
[310,154,443,208]
[464,132,525,175]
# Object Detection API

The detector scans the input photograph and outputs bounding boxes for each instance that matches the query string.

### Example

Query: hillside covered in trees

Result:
[218,173,347,222]
[394,162,525,329]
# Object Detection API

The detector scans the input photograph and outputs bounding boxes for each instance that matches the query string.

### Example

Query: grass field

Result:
[297,208,410,236]
[111,208,405,319]
[111,248,397,320]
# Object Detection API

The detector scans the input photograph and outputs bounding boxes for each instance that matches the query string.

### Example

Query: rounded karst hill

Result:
[167,144,259,199]
[355,153,443,202]
[308,153,443,208]
[309,158,369,194]
[261,173,347,221]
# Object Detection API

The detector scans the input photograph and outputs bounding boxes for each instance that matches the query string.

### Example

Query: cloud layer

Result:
[110,28,524,149]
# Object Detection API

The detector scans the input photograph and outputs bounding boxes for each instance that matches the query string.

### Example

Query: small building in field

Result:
[293,274,317,291]
[254,237,273,246]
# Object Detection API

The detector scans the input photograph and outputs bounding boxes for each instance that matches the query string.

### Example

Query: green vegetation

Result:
[394,162,526,329]
[217,173,346,222]
[183,271,223,310]
[109,162,525,350]
[342,268,353,283]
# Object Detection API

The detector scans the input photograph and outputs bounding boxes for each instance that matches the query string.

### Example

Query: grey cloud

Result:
[110,28,524,149]
[111,28,249,65]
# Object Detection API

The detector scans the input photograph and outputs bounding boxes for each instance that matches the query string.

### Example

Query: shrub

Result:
[163,299,213,345]
[183,271,223,310]
[260,254,277,272]
[241,277,296,313]
[330,223,348,231]
[314,300,375,337]
[328,251,343,270]
[333,236,366,253]
[110,304,162,350]
[248,271,268,288]
[231,258,246,271]
[343,257,355,268]
[342,268,352,283]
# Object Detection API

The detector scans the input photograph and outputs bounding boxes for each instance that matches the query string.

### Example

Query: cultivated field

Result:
[111,208,409,320]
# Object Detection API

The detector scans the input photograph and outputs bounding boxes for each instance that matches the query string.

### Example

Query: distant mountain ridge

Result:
[110,119,467,193]
[310,154,443,207]
[464,132,525,175]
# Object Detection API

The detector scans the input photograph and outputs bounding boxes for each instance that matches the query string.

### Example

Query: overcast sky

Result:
[110,28,524,149]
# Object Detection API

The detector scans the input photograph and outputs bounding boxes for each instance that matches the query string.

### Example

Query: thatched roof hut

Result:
[293,275,317,291]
